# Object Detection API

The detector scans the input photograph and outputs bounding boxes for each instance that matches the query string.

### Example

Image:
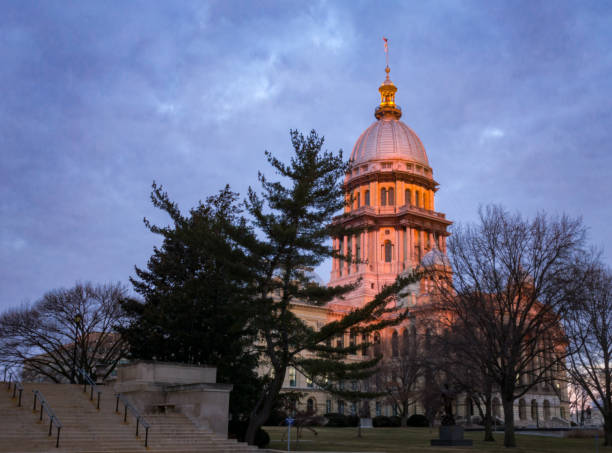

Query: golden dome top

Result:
[375,66,402,120]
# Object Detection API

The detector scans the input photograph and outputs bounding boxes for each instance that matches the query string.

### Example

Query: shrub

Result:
[264,409,287,426]
[228,420,270,448]
[406,414,429,427]
[389,416,402,427]
[346,415,360,427]
[324,413,349,427]
[372,415,392,427]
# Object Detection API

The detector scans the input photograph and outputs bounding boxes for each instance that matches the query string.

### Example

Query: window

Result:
[384,240,392,263]
[393,404,398,416]
[347,241,352,275]
[388,188,394,205]
[361,333,369,356]
[307,398,315,414]
[415,190,420,207]
[355,239,361,264]
[365,190,370,206]
[531,400,538,420]
[336,334,344,349]
[350,402,357,415]
[519,399,526,420]
[373,332,381,356]
[381,188,387,206]
[306,377,313,388]
[289,367,296,387]
[382,162,392,169]
[350,329,357,348]
[375,401,382,416]
[326,399,332,413]
[355,192,360,208]
[405,189,411,206]
[402,328,409,355]
[338,400,345,415]
[391,330,399,357]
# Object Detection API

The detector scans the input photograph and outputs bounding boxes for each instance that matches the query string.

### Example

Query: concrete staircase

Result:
[0,382,259,452]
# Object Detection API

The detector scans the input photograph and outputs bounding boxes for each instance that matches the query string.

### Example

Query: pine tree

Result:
[243,130,419,443]
[120,184,262,419]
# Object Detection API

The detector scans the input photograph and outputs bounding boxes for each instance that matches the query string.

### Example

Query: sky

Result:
[1,1,611,311]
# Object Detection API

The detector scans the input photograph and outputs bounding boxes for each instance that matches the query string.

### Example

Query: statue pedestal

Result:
[359,418,373,428]
[430,425,473,447]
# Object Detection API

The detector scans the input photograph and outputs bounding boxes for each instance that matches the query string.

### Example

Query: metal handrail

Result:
[115,392,150,447]
[78,368,101,410]
[6,370,24,407]
[32,389,62,448]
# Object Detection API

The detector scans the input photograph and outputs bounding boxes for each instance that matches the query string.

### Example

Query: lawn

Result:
[264,426,603,452]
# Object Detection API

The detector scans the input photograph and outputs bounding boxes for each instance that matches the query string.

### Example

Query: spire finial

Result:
[375,39,401,120]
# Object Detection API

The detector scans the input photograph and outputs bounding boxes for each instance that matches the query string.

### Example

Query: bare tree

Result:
[0,282,128,383]
[379,323,428,426]
[430,205,585,447]
[563,252,612,445]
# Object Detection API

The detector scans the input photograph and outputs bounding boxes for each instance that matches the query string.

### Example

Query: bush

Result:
[389,416,402,427]
[406,414,429,427]
[264,409,287,426]
[228,420,270,448]
[346,415,360,427]
[372,415,392,427]
[324,413,349,427]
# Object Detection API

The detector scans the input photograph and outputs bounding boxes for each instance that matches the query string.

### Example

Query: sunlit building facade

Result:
[279,66,569,427]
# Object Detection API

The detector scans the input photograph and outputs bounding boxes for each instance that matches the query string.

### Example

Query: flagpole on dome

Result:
[383,37,389,69]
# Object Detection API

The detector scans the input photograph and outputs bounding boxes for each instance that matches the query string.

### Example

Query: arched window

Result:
[350,329,357,348]
[365,190,370,206]
[384,240,392,263]
[493,398,501,418]
[391,330,399,357]
[405,189,411,206]
[307,398,315,414]
[402,328,409,355]
[361,333,369,356]
[373,332,381,356]
[415,190,420,207]
[531,400,538,421]
[388,188,395,205]
[543,400,551,420]
[381,188,387,206]
[355,192,360,208]
[519,399,526,420]
[356,239,361,265]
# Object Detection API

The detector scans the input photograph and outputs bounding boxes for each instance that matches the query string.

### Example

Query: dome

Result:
[421,249,451,268]
[350,118,429,166]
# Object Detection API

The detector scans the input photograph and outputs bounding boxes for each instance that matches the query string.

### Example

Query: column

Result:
[351,235,357,273]
[395,228,401,273]
[364,229,369,270]
[343,236,348,275]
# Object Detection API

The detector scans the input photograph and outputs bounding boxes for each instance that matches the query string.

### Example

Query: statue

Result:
[440,384,456,426]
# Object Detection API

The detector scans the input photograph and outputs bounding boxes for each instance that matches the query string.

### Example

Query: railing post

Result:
[90,385,94,401]
[96,391,100,410]
[18,388,22,407]
[48,416,53,436]
[33,392,37,412]
[124,404,128,423]
[145,426,149,448]
[12,384,17,399]
[136,417,139,437]
[40,401,44,421]
[115,395,119,413]
[56,426,61,448]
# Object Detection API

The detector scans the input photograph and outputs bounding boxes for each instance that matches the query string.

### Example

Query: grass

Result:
[264,426,606,452]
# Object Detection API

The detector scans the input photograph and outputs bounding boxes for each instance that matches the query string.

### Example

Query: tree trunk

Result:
[483,392,494,442]
[245,374,285,445]
[502,397,516,448]
[604,414,612,447]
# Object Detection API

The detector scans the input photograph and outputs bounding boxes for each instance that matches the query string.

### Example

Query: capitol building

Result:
[279,65,570,427]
